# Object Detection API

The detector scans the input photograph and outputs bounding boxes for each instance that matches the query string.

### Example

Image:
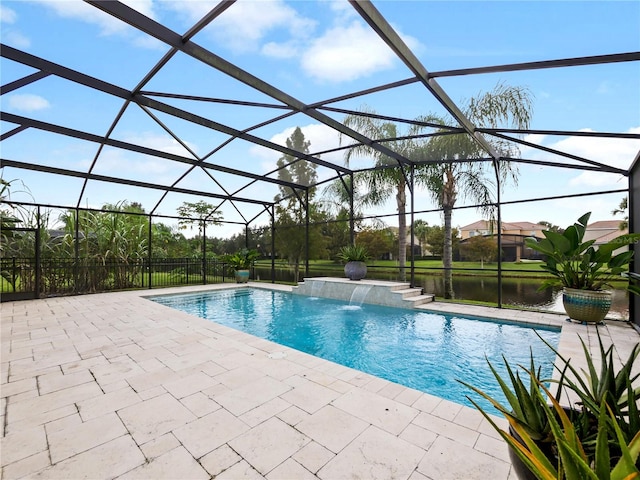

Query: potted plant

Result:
[337,244,369,281]
[459,353,565,480]
[460,331,640,479]
[524,212,640,323]
[223,248,259,283]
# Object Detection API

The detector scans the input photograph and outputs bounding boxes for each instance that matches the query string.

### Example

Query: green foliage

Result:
[417,83,533,298]
[356,228,393,260]
[222,248,259,273]
[462,330,640,479]
[459,352,560,444]
[336,244,370,263]
[423,225,460,258]
[612,197,628,231]
[460,235,497,266]
[525,212,640,292]
[176,200,222,233]
[275,126,317,203]
[273,128,328,278]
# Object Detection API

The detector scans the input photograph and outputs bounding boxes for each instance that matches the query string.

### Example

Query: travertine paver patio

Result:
[1,283,638,479]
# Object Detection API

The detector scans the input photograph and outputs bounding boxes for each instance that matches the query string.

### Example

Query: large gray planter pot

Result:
[562,287,612,323]
[344,261,367,281]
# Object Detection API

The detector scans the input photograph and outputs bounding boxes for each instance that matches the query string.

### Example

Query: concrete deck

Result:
[2,283,638,479]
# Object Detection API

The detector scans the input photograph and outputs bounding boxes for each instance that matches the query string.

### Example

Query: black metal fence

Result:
[0,257,233,300]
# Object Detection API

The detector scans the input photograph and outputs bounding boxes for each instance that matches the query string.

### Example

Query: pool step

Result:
[293,277,436,309]
[392,288,435,307]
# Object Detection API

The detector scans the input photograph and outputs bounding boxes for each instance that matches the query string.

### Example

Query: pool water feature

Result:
[349,284,373,306]
[150,288,560,410]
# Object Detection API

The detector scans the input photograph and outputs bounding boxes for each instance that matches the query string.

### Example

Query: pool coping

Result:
[2,282,638,479]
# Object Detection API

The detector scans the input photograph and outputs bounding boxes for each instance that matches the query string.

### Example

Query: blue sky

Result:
[1,0,639,237]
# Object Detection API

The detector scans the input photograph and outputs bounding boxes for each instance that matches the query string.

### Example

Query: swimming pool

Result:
[151,287,560,410]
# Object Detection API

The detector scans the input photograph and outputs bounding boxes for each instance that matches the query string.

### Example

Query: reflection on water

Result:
[420,276,629,320]
[254,267,630,320]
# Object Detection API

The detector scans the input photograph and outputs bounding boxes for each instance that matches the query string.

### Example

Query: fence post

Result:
[11,257,17,292]
[202,221,207,285]
[148,214,152,289]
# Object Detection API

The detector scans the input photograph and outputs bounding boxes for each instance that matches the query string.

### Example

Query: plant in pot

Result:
[460,331,640,479]
[524,212,640,323]
[337,244,369,281]
[223,248,259,283]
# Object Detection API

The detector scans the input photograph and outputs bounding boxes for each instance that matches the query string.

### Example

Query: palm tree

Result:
[421,83,533,298]
[612,197,628,230]
[340,109,438,280]
[412,219,430,257]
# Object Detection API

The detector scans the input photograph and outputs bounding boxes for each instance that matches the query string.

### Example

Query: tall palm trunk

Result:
[442,169,457,299]
[397,180,407,281]
[443,206,453,298]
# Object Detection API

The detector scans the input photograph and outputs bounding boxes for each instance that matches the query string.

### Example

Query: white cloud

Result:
[4,31,31,49]
[88,147,185,187]
[518,127,640,188]
[174,0,316,53]
[0,4,17,23]
[262,41,298,59]
[7,94,51,112]
[1,5,30,48]
[251,123,343,176]
[300,21,395,83]
[122,131,199,157]
[33,0,160,47]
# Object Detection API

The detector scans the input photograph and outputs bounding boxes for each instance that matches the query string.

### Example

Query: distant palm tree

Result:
[412,219,429,256]
[612,196,628,230]
[339,110,440,280]
[420,83,533,298]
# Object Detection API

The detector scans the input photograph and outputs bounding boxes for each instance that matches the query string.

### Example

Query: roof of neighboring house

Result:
[459,220,546,231]
[503,221,545,231]
[587,220,624,230]
[460,220,492,231]
[592,229,628,244]
[584,220,627,244]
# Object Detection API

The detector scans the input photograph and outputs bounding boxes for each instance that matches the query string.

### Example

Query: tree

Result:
[274,127,327,280]
[424,225,460,259]
[461,236,498,267]
[421,83,533,298]
[177,200,222,237]
[538,220,562,233]
[356,228,394,260]
[340,109,438,280]
[612,197,628,230]
[413,219,430,256]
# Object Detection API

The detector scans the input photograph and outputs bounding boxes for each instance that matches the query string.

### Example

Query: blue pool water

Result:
[150,288,560,410]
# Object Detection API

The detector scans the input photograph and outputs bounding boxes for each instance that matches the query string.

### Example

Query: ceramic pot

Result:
[344,261,367,281]
[562,287,612,323]
[235,270,250,283]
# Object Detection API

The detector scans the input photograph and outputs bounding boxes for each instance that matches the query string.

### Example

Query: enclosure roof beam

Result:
[1,71,52,95]
[87,0,414,168]
[1,159,272,206]
[477,127,640,140]
[0,44,348,175]
[429,52,640,78]
[0,112,304,192]
[349,0,501,161]
[489,131,627,175]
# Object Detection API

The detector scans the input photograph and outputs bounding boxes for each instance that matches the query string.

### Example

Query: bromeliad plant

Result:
[500,381,639,480]
[524,212,640,293]
[461,330,640,479]
[337,244,370,263]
